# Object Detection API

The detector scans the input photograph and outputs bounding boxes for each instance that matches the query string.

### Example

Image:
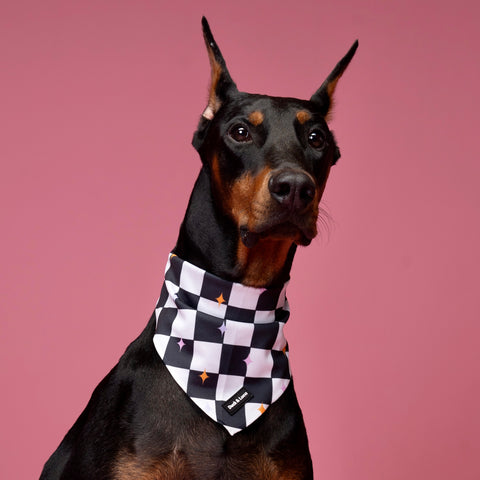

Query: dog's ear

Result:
[310,40,358,119]
[200,17,238,121]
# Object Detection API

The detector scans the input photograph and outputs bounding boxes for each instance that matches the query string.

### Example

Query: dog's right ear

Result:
[193,17,238,153]
[200,17,238,121]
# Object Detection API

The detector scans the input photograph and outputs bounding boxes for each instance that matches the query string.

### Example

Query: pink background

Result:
[1,1,479,478]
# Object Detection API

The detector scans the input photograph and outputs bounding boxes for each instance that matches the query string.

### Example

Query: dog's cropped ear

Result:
[200,17,238,121]
[310,40,358,119]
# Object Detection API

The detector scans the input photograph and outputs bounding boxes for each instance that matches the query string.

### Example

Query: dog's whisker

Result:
[315,203,335,241]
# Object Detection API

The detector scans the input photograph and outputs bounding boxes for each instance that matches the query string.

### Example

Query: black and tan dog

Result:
[40,17,357,480]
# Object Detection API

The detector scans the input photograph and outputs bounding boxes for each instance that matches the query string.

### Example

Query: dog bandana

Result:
[153,254,291,435]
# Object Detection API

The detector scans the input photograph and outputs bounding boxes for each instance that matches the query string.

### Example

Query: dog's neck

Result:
[174,168,296,288]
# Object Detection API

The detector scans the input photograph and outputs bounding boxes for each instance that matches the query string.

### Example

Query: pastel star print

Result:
[218,322,226,335]
[153,253,291,435]
[243,354,252,366]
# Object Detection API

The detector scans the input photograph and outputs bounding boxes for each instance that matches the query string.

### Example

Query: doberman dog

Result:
[40,17,357,480]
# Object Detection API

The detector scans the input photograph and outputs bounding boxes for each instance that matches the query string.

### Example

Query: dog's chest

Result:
[110,363,311,479]
[112,443,304,480]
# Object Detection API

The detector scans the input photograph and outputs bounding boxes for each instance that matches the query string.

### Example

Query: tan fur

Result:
[324,77,341,122]
[113,448,302,480]
[113,449,191,480]
[295,110,311,124]
[248,110,264,126]
[203,50,224,119]
[237,237,294,287]
[228,168,272,231]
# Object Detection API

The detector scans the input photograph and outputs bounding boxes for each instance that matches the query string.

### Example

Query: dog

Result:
[40,17,357,480]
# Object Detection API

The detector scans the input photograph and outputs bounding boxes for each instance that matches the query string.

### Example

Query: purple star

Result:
[281,382,288,391]
[177,338,185,350]
[243,354,253,366]
[218,322,226,336]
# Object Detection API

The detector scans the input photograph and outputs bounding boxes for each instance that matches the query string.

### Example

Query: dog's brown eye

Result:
[229,125,251,143]
[308,130,326,149]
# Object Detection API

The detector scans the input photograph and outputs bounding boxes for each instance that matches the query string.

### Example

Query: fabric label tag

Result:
[222,387,254,416]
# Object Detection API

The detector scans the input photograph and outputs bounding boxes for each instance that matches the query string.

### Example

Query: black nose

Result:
[268,169,316,211]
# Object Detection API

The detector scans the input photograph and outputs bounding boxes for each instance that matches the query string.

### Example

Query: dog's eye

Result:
[228,125,251,143]
[308,129,326,149]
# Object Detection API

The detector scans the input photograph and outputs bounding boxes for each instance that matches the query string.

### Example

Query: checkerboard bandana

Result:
[153,254,291,435]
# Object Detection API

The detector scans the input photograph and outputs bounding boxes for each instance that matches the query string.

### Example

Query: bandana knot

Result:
[153,254,291,435]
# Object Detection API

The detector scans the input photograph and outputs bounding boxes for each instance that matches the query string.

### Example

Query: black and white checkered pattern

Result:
[153,254,291,435]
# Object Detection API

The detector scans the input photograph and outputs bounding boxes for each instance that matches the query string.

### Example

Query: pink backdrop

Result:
[1,1,479,478]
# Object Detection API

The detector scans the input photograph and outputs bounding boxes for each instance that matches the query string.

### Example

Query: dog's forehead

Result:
[234,94,315,124]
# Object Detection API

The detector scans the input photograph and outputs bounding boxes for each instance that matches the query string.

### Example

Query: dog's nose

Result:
[268,169,316,211]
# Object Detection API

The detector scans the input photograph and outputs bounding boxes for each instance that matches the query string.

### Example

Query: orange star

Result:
[216,293,225,306]
[199,369,209,384]
[282,345,287,354]
[258,404,266,414]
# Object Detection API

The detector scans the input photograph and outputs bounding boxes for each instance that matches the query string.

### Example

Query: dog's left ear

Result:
[200,17,238,121]
[310,40,358,119]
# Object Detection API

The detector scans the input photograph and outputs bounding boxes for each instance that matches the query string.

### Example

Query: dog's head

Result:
[193,17,357,249]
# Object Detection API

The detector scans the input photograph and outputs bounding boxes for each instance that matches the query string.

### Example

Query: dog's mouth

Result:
[240,219,316,248]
